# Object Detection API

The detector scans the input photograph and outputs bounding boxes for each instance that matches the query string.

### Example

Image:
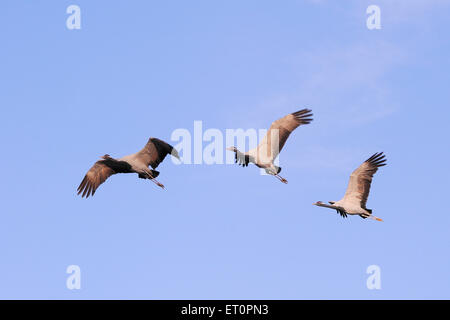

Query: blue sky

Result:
[0,0,449,299]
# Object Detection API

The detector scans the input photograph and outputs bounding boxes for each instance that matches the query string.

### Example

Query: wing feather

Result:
[251,109,313,162]
[77,161,116,198]
[135,137,179,169]
[342,152,387,208]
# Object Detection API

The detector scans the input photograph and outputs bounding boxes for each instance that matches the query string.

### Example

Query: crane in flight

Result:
[313,152,387,221]
[77,137,180,198]
[227,109,313,184]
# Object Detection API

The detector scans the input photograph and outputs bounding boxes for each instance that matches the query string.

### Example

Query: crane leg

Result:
[274,174,288,184]
[145,171,165,189]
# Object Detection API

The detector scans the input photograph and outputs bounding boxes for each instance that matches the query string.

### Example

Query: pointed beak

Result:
[171,150,181,160]
[226,147,234,151]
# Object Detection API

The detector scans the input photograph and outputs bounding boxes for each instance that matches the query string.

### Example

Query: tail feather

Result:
[150,170,160,178]
[140,170,160,179]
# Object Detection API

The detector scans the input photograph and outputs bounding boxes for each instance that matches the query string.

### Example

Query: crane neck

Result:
[316,203,337,209]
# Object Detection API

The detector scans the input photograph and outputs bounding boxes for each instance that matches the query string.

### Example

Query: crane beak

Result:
[226,147,234,151]
[172,151,181,160]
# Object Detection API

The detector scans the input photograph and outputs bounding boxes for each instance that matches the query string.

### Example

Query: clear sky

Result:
[0,0,449,299]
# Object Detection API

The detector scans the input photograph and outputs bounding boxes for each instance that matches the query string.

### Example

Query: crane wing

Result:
[342,152,386,209]
[136,137,179,169]
[251,109,313,162]
[77,161,116,198]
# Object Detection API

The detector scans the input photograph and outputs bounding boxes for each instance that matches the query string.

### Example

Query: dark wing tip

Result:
[77,176,96,198]
[77,176,87,193]
[149,137,177,162]
[292,108,313,125]
[366,152,387,168]
[77,176,91,198]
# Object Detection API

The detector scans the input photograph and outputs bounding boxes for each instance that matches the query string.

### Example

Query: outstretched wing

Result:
[342,152,387,208]
[250,109,313,162]
[77,161,116,198]
[135,137,179,169]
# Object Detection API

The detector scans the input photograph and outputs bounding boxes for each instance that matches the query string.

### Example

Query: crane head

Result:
[226,146,238,152]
